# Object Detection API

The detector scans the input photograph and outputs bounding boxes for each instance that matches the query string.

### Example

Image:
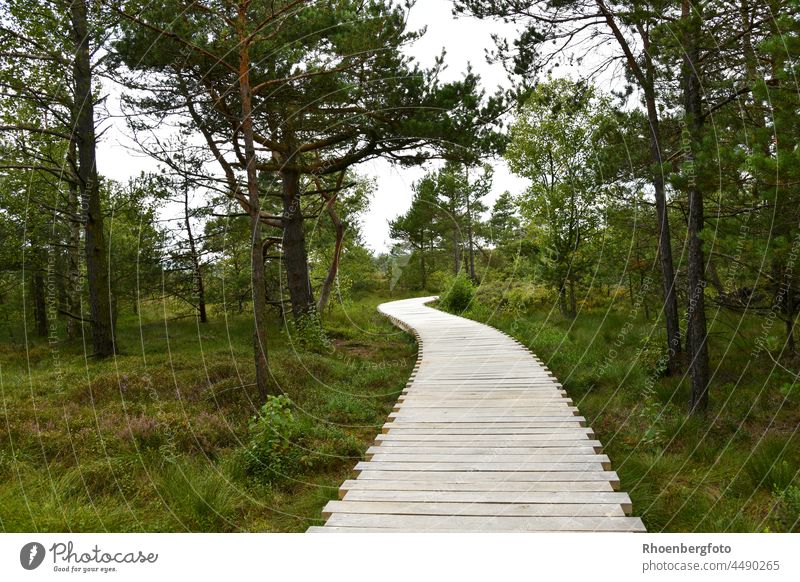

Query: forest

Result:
[0,0,799,533]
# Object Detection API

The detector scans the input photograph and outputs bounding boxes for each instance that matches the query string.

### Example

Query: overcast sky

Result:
[95,0,530,253]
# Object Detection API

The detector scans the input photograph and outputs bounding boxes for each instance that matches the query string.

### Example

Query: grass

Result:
[0,293,416,532]
[455,299,800,532]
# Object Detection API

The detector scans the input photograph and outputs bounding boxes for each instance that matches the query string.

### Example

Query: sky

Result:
[95,0,531,253]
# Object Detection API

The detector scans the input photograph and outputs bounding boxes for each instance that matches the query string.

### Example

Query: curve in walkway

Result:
[309,296,645,532]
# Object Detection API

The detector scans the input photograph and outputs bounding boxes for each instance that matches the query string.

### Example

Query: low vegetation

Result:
[0,297,415,532]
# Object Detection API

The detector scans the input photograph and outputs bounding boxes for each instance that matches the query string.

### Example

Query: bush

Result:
[471,279,552,315]
[245,395,301,484]
[439,274,475,313]
[774,485,800,532]
[426,270,448,293]
[290,309,332,352]
[244,394,361,486]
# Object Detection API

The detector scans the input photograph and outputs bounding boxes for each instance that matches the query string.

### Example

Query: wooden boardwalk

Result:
[308,296,645,532]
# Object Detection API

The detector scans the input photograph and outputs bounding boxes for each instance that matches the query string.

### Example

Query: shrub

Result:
[290,309,333,352]
[439,273,475,313]
[774,485,800,532]
[244,394,361,486]
[245,395,300,484]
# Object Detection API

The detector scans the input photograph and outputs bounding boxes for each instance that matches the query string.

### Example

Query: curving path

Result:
[308,296,645,532]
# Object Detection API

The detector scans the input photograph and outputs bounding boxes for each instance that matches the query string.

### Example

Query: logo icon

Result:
[20,542,46,570]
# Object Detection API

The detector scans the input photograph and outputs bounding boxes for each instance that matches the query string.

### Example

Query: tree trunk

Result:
[452,227,461,275]
[281,168,314,317]
[183,184,207,323]
[569,278,577,317]
[32,270,48,338]
[684,0,710,413]
[466,195,476,282]
[645,90,682,373]
[70,0,114,357]
[316,193,344,313]
[66,141,82,339]
[420,239,427,290]
[237,3,271,401]
[628,272,635,308]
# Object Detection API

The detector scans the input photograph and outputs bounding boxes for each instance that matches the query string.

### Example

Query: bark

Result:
[237,2,271,401]
[66,140,82,339]
[644,66,682,375]
[316,192,345,313]
[32,270,48,338]
[568,278,577,317]
[466,194,476,282]
[183,182,207,323]
[281,167,314,317]
[684,0,710,413]
[420,238,427,290]
[628,272,636,309]
[452,227,461,275]
[70,0,115,357]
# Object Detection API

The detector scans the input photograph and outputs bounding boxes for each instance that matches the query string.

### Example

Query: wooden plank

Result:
[372,440,603,451]
[340,489,632,513]
[374,434,597,443]
[367,453,610,464]
[323,513,646,532]
[338,480,616,495]
[381,428,594,435]
[356,470,621,489]
[322,501,627,519]
[354,461,609,472]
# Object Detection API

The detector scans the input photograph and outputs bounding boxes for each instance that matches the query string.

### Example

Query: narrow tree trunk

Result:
[569,278,577,317]
[466,195,476,282]
[70,0,114,357]
[66,141,82,339]
[644,91,682,373]
[452,227,461,275]
[32,270,48,338]
[237,2,270,401]
[684,0,710,413]
[628,272,635,308]
[420,239,427,290]
[316,194,344,313]
[183,184,207,323]
[640,272,651,320]
[281,168,314,317]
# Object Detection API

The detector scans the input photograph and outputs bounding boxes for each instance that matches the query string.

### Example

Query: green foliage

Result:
[773,486,800,532]
[0,295,413,531]
[439,274,475,313]
[290,309,333,353]
[245,395,301,485]
[244,394,362,487]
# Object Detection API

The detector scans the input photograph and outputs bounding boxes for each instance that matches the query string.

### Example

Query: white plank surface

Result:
[309,296,644,533]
